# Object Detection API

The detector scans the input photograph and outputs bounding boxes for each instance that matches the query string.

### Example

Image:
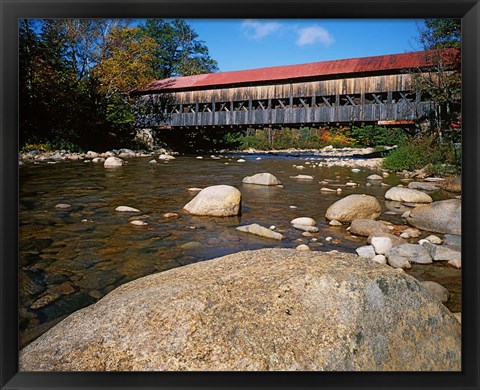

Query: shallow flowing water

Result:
[19,153,461,348]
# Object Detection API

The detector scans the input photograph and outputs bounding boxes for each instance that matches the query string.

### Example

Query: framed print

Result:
[1,0,479,389]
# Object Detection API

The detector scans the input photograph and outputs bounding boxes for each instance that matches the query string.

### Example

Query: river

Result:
[19,153,461,348]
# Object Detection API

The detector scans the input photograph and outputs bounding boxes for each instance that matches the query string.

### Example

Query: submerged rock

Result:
[421,281,450,303]
[19,248,461,371]
[183,185,241,217]
[236,224,284,240]
[407,182,440,191]
[366,174,383,180]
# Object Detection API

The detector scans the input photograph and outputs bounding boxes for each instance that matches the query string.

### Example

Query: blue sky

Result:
[186,19,424,72]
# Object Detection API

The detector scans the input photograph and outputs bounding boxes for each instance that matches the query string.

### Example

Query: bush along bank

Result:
[382,136,461,175]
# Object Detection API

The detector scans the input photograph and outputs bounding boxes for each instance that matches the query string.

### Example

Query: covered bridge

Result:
[131,49,459,130]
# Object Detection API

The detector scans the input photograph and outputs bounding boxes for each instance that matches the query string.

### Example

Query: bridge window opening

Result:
[253,100,268,110]
[392,91,415,103]
[201,103,213,113]
[365,92,387,105]
[183,104,195,113]
[233,101,248,111]
[340,94,361,106]
[273,99,289,109]
[293,97,311,108]
[215,102,230,112]
[168,104,180,114]
[315,95,336,107]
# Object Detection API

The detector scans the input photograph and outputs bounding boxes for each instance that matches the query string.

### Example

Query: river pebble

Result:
[291,217,316,226]
[367,174,383,180]
[130,220,148,226]
[115,206,140,212]
[356,245,375,258]
[424,235,443,244]
[371,237,393,255]
[296,244,310,251]
[54,203,71,209]
[290,174,313,180]
[329,220,342,226]
[163,213,179,219]
[293,224,319,233]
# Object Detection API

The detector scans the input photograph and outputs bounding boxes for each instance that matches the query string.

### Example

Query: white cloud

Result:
[241,19,282,40]
[296,25,335,47]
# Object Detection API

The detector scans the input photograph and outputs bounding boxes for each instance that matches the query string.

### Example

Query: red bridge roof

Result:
[137,48,459,94]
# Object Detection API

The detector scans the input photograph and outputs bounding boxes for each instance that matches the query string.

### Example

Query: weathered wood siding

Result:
[136,72,436,128]
[170,73,415,104]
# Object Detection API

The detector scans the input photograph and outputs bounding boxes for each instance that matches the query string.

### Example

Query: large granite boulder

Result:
[384,187,432,203]
[325,194,382,222]
[406,199,461,235]
[242,172,282,186]
[20,249,460,371]
[183,185,241,217]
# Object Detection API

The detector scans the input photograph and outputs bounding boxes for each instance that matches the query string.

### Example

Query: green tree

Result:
[418,19,461,49]
[143,19,219,79]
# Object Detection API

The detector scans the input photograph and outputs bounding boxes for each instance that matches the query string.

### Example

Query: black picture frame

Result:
[1,0,479,389]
